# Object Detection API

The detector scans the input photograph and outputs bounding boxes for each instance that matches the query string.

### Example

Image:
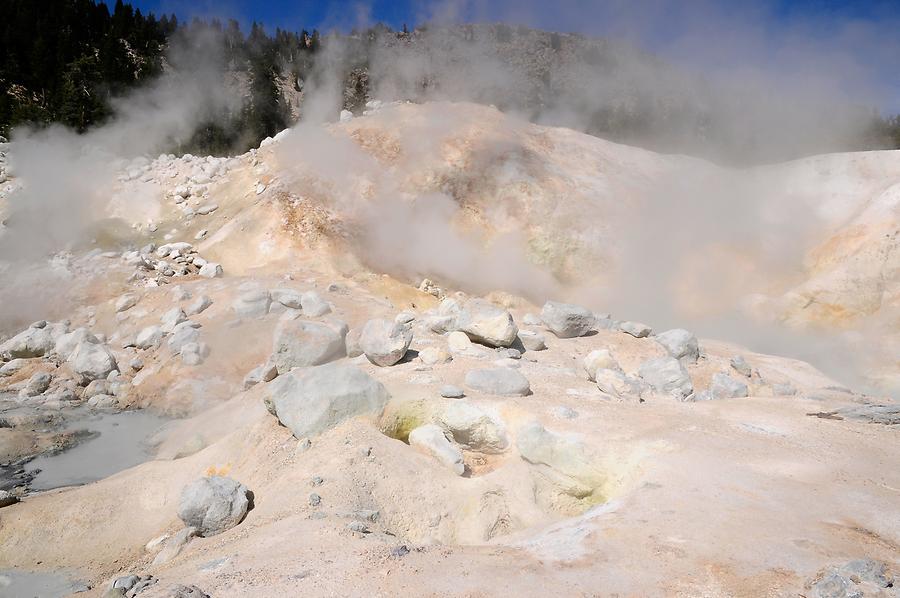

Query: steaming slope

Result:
[78,101,897,390]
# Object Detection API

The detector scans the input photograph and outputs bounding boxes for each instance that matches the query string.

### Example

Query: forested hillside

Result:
[1,0,898,159]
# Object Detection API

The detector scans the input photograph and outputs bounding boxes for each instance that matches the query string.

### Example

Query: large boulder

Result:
[438,402,508,453]
[271,319,346,374]
[455,299,518,348]
[654,328,699,364]
[69,340,118,384]
[465,368,531,396]
[540,301,594,338]
[264,363,389,438]
[638,356,693,400]
[516,422,604,495]
[0,324,54,359]
[408,424,465,475]
[177,476,250,537]
[359,319,413,366]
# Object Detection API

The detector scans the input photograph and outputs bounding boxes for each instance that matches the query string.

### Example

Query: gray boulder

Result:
[695,372,749,401]
[359,318,413,366]
[465,368,531,396]
[654,328,699,364]
[517,330,547,351]
[540,301,594,338]
[595,368,643,401]
[167,322,201,354]
[440,385,465,398]
[198,262,223,278]
[638,356,693,400]
[619,321,653,338]
[408,424,465,475]
[177,476,249,537]
[730,355,752,377]
[270,288,302,309]
[264,363,389,438]
[455,299,518,347]
[69,340,118,384]
[271,319,346,374]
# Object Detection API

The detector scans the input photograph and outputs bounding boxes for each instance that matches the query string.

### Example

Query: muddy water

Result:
[0,569,89,598]
[26,409,169,492]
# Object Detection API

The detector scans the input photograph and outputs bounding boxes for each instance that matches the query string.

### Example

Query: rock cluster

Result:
[121,242,221,285]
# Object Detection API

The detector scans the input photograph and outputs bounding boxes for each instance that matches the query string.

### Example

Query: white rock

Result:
[541,301,595,338]
[300,291,331,317]
[654,329,699,364]
[583,349,620,381]
[135,325,164,350]
[438,402,508,453]
[270,288,302,309]
[69,341,118,385]
[359,318,413,366]
[0,325,54,359]
[408,424,465,475]
[115,294,138,313]
[447,331,472,354]
[465,368,531,396]
[178,476,250,537]
[695,372,750,401]
[455,299,518,347]
[517,330,547,351]
[339,109,353,122]
[167,321,201,354]
[619,321,653,338]
[264,363,389,438]
[419,346,452,365]
[271,319,346,373]
[638,356,693,400]
[185,295,213,316]
[198,262,223,278]
[160,307,187,332]
[516,422,604,492]
[595,368,643,401]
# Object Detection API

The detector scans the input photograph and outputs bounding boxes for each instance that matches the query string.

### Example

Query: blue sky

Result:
[128,0,900,112]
